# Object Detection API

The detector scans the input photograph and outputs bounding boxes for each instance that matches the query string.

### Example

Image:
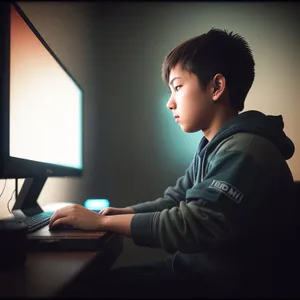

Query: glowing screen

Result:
[9,5,82,169]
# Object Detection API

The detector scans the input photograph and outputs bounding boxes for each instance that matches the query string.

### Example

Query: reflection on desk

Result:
[0,232,123,298]
[27,224,111,252]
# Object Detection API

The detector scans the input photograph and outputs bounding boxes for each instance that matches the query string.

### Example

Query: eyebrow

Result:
[169,77,181,86]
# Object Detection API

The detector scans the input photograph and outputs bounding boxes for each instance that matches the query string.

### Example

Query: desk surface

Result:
[0,232,123,298]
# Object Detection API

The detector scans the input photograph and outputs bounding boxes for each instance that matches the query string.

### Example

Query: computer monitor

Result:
[0,2,83,217]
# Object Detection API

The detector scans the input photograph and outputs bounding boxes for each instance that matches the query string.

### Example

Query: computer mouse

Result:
[49,224,76,231]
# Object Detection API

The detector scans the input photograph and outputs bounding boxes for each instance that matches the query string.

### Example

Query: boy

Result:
[49,28,296,297]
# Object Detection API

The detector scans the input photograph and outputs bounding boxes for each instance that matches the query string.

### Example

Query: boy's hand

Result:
[49,204,104,231]
[49,204,135,237]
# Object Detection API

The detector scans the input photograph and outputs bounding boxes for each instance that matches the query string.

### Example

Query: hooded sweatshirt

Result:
[129,110,296,290]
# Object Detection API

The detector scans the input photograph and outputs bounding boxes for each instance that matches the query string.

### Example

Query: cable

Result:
[7,189,16,215]
[15,178,18,198]
[0,179,7,198]
[6,179,18,214]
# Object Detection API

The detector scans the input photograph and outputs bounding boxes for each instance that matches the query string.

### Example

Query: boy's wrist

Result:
[123,207,134,214]
[98,214,134,237]
[98,214,109,231]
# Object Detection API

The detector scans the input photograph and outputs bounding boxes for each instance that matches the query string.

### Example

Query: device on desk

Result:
[0,2,111,251]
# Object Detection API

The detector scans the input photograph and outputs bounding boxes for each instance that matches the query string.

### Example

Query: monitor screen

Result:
[9,4,83,170]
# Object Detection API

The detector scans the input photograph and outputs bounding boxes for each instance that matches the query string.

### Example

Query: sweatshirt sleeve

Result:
[130,148,269,253]
[128,156,195,213]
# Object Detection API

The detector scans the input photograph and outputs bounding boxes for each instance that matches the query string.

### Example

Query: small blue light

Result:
[84,199,110,211]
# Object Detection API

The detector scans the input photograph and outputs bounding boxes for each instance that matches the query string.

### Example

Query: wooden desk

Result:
[0,232,123,298]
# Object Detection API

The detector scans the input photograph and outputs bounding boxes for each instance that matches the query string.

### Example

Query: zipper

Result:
[171,251,180,273]
[201,148,208,182]
[193,152,198,186]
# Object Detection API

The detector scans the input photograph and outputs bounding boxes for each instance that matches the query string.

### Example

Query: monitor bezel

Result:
[0,2,83,179]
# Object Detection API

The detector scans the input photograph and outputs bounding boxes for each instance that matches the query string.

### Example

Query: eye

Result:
[175,85,182,91]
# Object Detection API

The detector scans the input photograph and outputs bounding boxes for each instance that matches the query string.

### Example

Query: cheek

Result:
[177,88,210,116]
[180,92,204,114]
[177,91,195,109]
[189,97,212,125]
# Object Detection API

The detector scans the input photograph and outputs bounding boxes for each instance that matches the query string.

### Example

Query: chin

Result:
[180,125,199,133]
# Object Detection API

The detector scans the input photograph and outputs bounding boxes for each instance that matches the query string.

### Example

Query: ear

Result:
[210,73,226,102]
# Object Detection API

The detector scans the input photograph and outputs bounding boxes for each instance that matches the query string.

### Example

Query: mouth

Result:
[174,115,180,122]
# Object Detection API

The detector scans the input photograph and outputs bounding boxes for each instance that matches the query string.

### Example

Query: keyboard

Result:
[23,211,53,233]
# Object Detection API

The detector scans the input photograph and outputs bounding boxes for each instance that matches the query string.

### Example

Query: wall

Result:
[0,2,299,267]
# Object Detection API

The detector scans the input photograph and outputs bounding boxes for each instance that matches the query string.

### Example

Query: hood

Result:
[206,110,295,160]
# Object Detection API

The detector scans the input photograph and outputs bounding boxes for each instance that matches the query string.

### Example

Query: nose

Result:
[166,95,176,111]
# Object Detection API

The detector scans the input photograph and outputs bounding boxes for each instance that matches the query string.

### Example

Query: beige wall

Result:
[239,3,300,179]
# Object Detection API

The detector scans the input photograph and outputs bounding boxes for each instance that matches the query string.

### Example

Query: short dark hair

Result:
[161,28,255,112]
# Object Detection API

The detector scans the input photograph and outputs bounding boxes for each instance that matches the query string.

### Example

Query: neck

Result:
[203,108,238,142]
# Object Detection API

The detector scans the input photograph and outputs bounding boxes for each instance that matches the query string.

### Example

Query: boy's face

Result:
[166,64,215,133]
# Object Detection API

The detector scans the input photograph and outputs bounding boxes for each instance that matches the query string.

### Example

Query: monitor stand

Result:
[12,177,47,219]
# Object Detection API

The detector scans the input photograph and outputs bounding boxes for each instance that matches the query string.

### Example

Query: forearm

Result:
[100,214,134,238]
[129,197,177,213]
